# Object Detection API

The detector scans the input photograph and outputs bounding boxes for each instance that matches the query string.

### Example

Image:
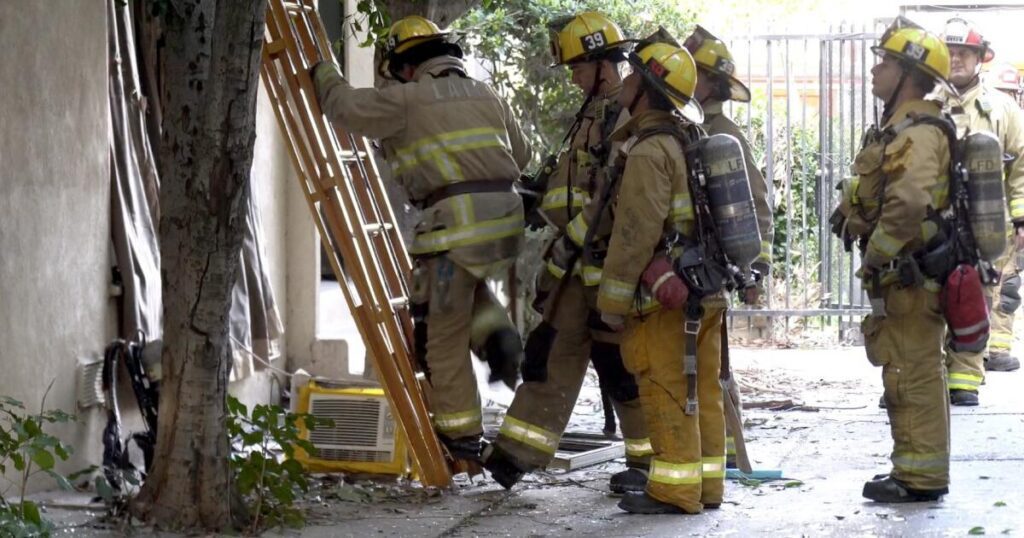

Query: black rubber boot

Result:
[950,389,979,407]
[862,476,947,503]
[440,434,486,462]
[618,492,687,514]
[482,444,527,490]
[985,353,1021,372]
[609,468,648,494]
[480,328,523,389]
[878,394,887,409]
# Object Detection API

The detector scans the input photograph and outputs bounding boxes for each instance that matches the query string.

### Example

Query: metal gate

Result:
[723,23,887,340]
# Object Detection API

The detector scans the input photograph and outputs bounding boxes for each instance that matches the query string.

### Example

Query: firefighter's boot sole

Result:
[862,476,947,503]
[985,354,1021,372]
[950,389,979,406]
[609,468,648,494]
[618,492,689,514]
[482,444,526,490]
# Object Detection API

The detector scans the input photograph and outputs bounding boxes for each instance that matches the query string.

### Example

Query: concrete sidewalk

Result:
[43,347,1022,537]
[287,347,1023,537]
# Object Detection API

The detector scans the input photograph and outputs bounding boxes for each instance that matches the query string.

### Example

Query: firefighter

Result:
[990,63,1022,104]
[683,25,771,469]
[591,35,737,514]
[311,16,531,461]
[936,17,1024,407]
[483,12,654,494]
[831,19,953,502]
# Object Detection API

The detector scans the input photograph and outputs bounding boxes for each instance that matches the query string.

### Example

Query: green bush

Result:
[226,396,331,534]
[1,389,82,538]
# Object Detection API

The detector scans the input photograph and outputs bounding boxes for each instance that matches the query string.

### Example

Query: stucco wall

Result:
[0,2,112,485]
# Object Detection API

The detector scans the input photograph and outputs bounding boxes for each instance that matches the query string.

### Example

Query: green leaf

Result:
[20,500,42,525]
[994,501,1006,507]
[46,469,74,491]
[784,480,804,488]
[11,452,25,471]
[54,442,70,460]
[242,430,264,446]
[30,447,55,470]
[227,396,248,418]
[95,475,116,503]
[969,527,986,535]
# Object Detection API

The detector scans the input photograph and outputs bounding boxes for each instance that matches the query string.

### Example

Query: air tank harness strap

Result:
[683,313,700,416]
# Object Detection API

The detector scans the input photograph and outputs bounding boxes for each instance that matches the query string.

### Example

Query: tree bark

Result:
[132,0,268,531]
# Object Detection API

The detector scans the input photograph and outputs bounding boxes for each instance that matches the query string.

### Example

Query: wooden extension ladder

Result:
[260,0,451,488]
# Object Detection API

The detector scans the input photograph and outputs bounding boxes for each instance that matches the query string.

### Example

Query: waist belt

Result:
[418,179,514,208]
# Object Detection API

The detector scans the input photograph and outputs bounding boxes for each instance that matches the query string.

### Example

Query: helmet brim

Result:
[726,75,751,103]
[680,98,705,124]
[871,47,958,99]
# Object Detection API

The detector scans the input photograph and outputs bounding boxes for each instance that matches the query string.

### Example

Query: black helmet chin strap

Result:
[627,85,646,115]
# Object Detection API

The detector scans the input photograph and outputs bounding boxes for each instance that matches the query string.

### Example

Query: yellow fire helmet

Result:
[684,25,751,103]
[871,17,953,95]
[548,11,629,66]
[386,15,449,55]
[630,41,703,124]
[379,15,460,80]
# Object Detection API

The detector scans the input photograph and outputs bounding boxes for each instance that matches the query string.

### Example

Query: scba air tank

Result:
[964,131,1007,262]
[688,133,762,269]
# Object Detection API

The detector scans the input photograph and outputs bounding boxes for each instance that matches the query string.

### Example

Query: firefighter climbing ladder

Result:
[260,0,452,488]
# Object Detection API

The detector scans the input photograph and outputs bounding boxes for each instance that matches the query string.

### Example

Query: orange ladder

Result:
[260,0,451,488]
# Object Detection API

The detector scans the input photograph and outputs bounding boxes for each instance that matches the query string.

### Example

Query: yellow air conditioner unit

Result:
[294,381,410,476]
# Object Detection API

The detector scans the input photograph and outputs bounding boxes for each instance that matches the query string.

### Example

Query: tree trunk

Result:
[132,0,268,531]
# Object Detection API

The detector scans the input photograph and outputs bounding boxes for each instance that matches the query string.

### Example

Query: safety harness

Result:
[617,119,752,415]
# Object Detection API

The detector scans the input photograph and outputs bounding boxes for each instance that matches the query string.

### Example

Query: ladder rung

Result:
[283,1,315,12]
[365,223,394,234]
[389,297,409,308]
[265,40,286,57]
[340,150,369,161]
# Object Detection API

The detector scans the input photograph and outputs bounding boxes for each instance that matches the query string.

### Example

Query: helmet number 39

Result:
[581,31,607,52]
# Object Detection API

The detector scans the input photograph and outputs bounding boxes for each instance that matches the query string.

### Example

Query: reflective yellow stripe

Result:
[989,332,1013,350]
[868,225,904,258]
[600,278,636,304]
[540,186,590,211]
[411,214,523,254]
[649,459,701,485]
[948,372,982,390]
[499,416,560,455]
[393,127,508,181]
[624,437,654,457]
[566,214,588,246]
[725,436,736,456]
[580,264,602,287]
[546,259,602,286]
[702,456,726,479]
[1010,199,1024,220]
[891,451,948,475]
[450,194,474,227]
[433,408,481,433]
[670,193,694,221]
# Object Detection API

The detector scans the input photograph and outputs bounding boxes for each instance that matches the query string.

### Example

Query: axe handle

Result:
[720,319,752,473]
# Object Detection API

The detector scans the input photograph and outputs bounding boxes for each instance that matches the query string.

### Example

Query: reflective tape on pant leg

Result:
[702,456,726,479]
[989,331,1014,352]
[433,408,482,434]
[648,459,702,486]
[947,372,982,391]
[624,437,654,458]
[891,450,949,476]
[725,436,736,457]
[499,415,560,455]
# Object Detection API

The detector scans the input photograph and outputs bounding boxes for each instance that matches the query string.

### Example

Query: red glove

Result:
[641,255,688,309]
